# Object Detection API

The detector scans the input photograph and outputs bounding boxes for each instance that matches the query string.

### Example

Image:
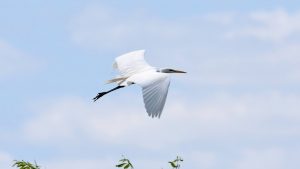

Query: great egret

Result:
[93,50,186,118]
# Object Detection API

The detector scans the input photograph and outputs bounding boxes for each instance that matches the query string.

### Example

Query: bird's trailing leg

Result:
[93,86,125,102]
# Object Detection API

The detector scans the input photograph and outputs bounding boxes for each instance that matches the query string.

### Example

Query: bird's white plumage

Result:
[113,50,155,77]
[141,75,170,118]
[101,49,185,118]
[128,72,170,118]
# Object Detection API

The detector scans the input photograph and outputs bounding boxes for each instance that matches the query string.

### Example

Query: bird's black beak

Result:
[173,69,187,73]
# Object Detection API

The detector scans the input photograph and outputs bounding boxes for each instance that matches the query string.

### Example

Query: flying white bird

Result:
[93,50,186,118]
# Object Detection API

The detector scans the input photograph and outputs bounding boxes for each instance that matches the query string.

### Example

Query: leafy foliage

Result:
[168,156,183,169]
[12,155,183,169]
[12,160,40,169]
[116,156,134,169]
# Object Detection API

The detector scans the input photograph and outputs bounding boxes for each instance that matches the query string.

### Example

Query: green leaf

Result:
[116,163,127,168]
[168,161,177,168]
[124,163,130,169]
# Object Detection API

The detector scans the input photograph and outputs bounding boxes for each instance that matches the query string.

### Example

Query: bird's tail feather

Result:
[106,77,128,84]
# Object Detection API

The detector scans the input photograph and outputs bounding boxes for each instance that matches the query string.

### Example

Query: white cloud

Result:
[69,5,187,51]
[188,151,217,169]
[69,7,300,50]
[0,40,39,79]
[23,91,300,150]
[202,12,236,25]
[0,151,13,169]
[226,9,300,41]
[69,6,300,87]
[23,96,147,144]
[190,42,300,86]
[234,148,286,169]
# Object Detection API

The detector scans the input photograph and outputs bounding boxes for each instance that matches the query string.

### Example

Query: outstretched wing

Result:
[135,73,171,118]
[113,50,155,77]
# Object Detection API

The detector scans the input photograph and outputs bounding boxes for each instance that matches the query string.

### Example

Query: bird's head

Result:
[160,68,187,74]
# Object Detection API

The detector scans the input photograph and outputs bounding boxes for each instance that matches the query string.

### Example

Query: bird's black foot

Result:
[93,92,107,102]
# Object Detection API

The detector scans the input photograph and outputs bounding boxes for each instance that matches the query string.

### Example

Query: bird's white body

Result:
[122,71,169,87]
[96,49,185,118]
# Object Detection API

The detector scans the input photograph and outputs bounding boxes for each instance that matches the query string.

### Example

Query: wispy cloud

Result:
[0,151,13,169]
[0,40,40,79]
[234,148,286,169]
[188,151,217,169]
[69,5,188,52]
[69,6,300,88]
[225,9,300,42]
[202,12,236,25]
[21,91,300,168]
[23,91,300,146]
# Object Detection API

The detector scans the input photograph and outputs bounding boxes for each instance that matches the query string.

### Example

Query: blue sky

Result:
[1,0,300,169]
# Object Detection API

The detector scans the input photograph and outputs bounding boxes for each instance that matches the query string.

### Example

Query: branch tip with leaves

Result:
[116,155,134,169]
[168,156,183,169]
[12,160,40,169]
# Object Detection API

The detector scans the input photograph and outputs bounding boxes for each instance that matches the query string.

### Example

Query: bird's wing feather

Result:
[113,50,154,77]
[135,73,170,118]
